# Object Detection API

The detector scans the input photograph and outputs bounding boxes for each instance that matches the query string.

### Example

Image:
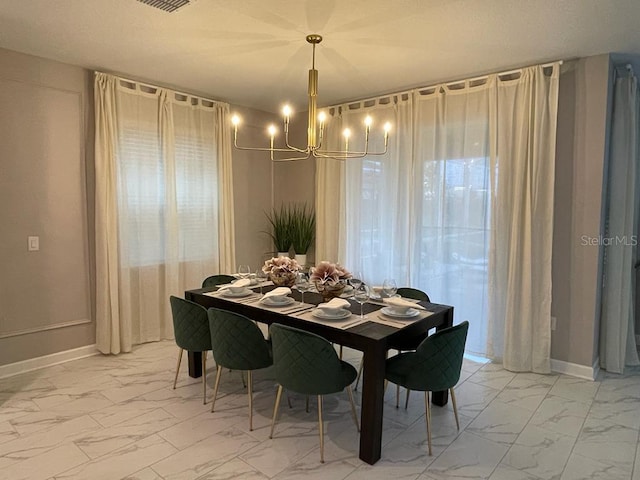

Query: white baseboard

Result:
[0,344,100,380]
[550,357,599,381]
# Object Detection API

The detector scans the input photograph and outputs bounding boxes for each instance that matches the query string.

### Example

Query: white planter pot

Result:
[277,252,289,258]
[295,254,307,267]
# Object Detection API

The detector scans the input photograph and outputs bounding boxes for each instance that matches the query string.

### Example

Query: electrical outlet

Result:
[28,236,39,251]
[551,316,557,331]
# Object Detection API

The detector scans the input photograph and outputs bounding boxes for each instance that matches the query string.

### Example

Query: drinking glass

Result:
[349,271,364,292]
[382,278,397,298]
[353,284,370,319]
[256,268,267,295]
[295,272,310,304]
[238,265,251,279]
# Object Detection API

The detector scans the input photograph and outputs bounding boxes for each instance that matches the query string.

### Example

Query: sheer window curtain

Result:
[94,72,235,354]
[599,65,640,373]
[487,66,559,373]
[317,64,560,371]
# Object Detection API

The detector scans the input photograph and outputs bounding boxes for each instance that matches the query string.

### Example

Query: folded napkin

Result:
[262,287,292,299]
[383,297,425,310]
[317,298,351,311]
[217,278,251,291]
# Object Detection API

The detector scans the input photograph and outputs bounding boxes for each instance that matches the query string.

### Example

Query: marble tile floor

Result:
[0,340,639,480]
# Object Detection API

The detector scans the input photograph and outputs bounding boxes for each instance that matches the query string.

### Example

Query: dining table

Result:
[184,283,454,465]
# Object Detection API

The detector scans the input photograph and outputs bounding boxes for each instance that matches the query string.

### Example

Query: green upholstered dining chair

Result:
[169,296,212,404]
[396,287,431,303]
[385,321,469,455]
[202,274,236,288]
[268,323,360,463]
[388,287,432,407]
[207,308,272,431]
[355,287,433,407]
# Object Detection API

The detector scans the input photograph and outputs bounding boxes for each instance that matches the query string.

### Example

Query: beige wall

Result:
[0,48,95,366]
[551,54,612,368]
[229,105,279,273]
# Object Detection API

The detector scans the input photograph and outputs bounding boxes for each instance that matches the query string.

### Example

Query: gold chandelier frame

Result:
[231,34,391,162]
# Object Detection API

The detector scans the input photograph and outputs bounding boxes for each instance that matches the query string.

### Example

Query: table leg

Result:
[359,340,387,464]
[188,351,202,378]
[432,306,454,406]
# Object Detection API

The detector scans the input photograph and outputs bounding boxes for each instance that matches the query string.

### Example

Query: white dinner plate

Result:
[380,307,420,319]
[221,289,253,298]
[312,309,351,320]
[261,296,295,307]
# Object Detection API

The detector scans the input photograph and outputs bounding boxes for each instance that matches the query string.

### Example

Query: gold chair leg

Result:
[248,371,253,431]
[202,352,207,405]
[270,384,283,439]
[405,388,411,409]
[354,358,363,391]
[346,386,360,432]
[450,387,460,430]
[318,395,324,463]
[424,391,432,456]
[173,348,183,389]
[211,365,223,413]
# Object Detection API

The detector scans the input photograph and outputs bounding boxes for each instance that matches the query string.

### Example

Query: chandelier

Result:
[231,34,391,162]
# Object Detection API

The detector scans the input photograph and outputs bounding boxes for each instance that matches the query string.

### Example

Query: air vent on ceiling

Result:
[136,0,192,13]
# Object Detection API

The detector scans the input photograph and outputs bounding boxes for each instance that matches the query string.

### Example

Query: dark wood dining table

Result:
[185,285,454,465]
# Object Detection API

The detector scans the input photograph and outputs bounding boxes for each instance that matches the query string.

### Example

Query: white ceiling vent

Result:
[136,0,193,13]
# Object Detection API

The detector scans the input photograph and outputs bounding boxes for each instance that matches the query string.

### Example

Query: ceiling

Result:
[1,0,640,113]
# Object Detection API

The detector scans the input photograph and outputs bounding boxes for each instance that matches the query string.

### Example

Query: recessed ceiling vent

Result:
[136,0,193,13]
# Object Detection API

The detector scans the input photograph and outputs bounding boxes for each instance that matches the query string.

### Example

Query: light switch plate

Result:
[28,236,39,251]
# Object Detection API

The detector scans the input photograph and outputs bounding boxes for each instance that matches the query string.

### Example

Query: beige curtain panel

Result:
[94,72,235,354]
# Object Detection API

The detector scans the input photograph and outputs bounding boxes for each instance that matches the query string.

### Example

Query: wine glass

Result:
[255,268,267,295]
[383,278,397,298]
[295,272,310,304]
[349,271,364,291]
[238,265,251,280]
[353,284,370,319]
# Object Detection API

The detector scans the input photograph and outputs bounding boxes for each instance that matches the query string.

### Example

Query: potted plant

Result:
[265,205,292,256]
[290,203,315,267]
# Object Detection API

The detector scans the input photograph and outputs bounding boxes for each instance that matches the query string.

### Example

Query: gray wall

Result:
[0,46,619,371]
[0,48,95,366]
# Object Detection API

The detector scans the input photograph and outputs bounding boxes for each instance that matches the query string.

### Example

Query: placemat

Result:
[368,310,434,329]
[295,309,368,330]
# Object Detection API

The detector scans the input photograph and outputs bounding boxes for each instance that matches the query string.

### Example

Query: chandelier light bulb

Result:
[318,111,326,124]
[343,128,351,139]
[282,105,292,119]
[364,116,373,127]
[384,122,392,133]
[231,115,240,126]
[268,124,277,137]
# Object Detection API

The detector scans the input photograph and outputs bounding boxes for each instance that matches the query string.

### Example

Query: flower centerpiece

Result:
[310,261,352,302]
[262,256,301,287]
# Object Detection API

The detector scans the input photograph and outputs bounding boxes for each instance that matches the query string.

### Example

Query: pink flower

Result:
[310,261,352,285]
[262,256,300,275]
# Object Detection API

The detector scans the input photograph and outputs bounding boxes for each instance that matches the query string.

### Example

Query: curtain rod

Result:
[328,60,564,109]
[95,71,223,105]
